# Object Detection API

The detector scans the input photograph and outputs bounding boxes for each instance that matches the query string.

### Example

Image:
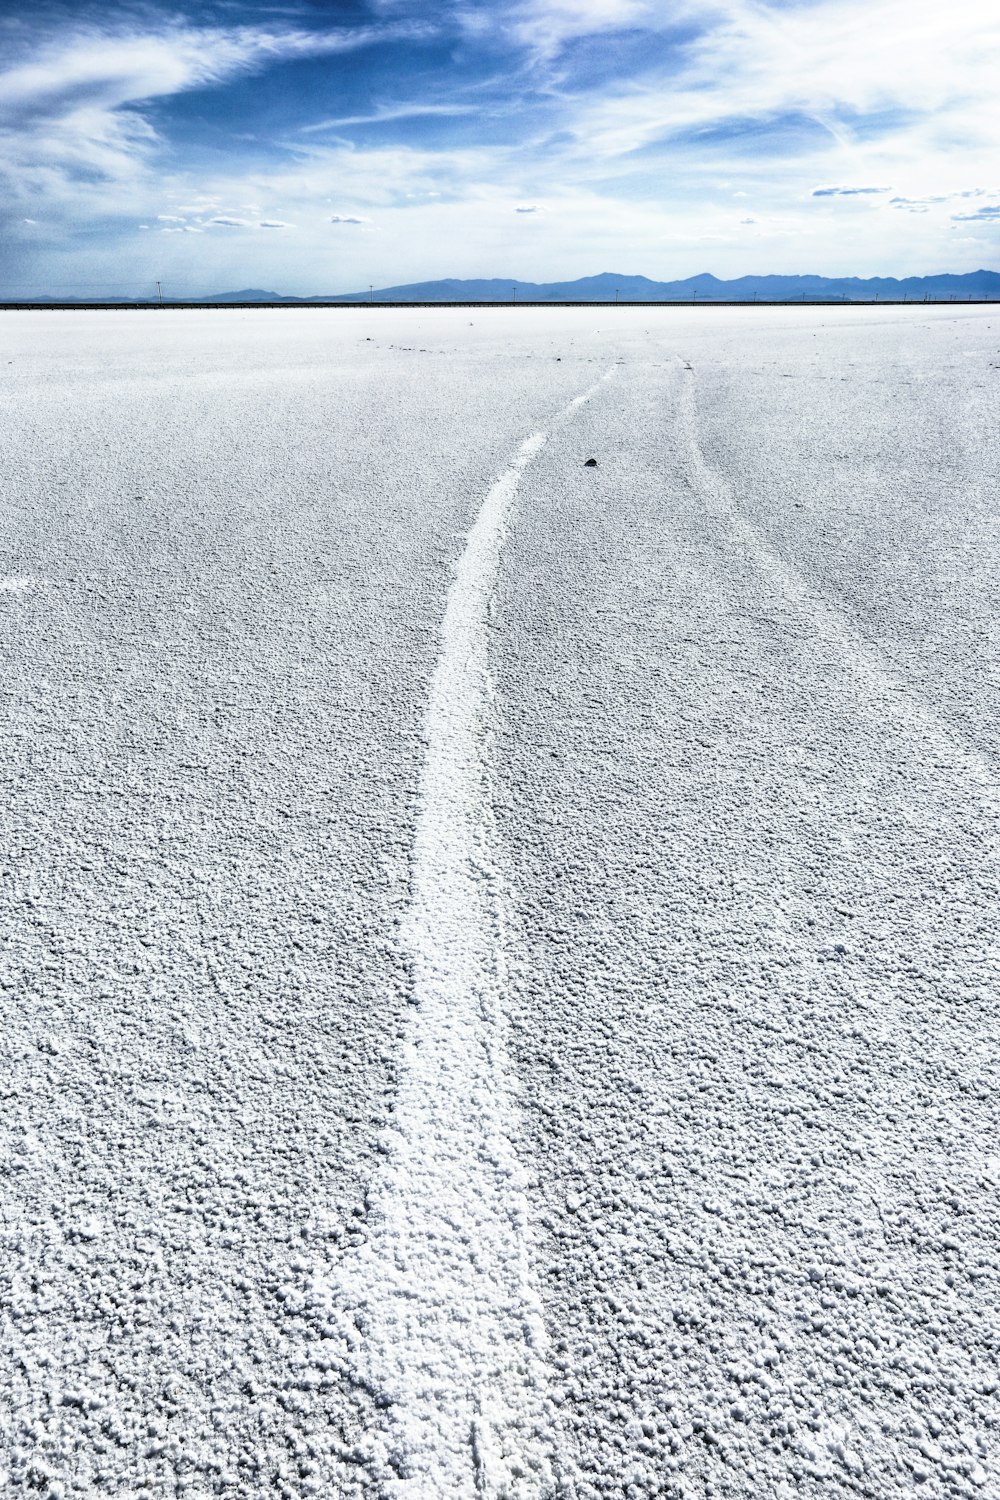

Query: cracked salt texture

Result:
[1,306,998,1497]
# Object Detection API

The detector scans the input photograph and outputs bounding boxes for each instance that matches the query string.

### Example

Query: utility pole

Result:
[615,288,619,304]
[369,285,374,304]
[156,280,162,306]
[512,286,517,303]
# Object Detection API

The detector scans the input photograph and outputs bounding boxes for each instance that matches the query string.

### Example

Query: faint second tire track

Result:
[676,356,1000,822]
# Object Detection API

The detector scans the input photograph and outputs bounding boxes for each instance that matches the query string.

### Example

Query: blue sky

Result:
[1,0,998,294]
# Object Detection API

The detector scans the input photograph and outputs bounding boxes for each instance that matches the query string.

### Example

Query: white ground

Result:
[1,306,998,1499]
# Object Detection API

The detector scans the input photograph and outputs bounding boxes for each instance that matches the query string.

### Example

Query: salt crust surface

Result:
[1,307,998,1497]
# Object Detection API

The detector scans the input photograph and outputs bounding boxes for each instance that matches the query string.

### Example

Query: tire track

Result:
[338,367,617,1498]
[676,357,1000,819]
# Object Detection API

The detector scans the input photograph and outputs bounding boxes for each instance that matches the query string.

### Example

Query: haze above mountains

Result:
[16,271,1000,304]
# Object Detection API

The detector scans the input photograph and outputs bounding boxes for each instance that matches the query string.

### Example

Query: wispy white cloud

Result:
[952,204,1000,222]
[493,0,657,57]
[3,0,999,292]
[546,0,1000,171]
[0,22,416,117]
[301,102,477,134]
[0,18,422,218]
[155,209,297,231]
[812,186,887,198]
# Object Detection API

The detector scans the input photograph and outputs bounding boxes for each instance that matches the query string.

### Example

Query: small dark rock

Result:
[584,458,598,467]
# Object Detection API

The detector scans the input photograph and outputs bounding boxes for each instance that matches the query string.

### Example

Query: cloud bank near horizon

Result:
[1,0,998,295]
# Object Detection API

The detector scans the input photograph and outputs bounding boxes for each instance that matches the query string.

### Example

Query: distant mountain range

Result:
[12,269,1000,304]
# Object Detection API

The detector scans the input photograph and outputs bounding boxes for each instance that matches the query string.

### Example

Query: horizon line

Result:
[3,297,997,311]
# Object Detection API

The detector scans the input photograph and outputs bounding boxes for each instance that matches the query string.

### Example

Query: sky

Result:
[1,0,998,296]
